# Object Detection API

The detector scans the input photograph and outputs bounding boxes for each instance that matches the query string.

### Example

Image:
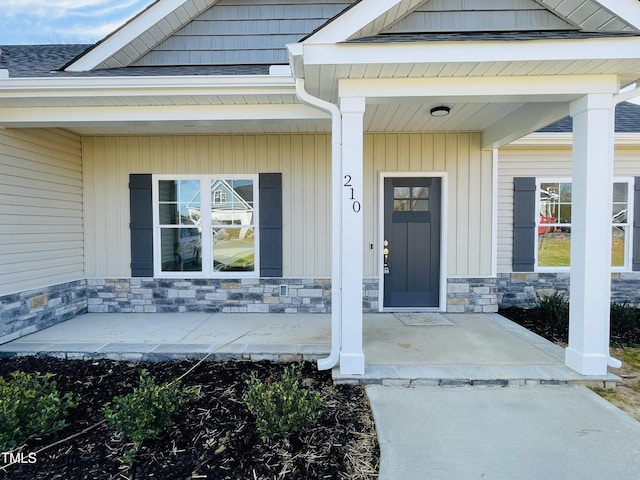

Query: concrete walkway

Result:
[368,384,640,480]
[1,311,637,479]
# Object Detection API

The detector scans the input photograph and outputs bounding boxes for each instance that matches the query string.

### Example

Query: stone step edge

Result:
[332,377,619,390]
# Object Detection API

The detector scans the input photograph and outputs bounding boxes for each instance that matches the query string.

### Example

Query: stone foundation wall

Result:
[0,280,87,343]
[497,272,640,309]
[446,278,499,313]
[87,277,382,314]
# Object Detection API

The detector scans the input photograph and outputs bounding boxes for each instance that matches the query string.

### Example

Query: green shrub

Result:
[0,371,79,451]
[610,301,638,333]
[537,291,569,329]
[102,369,198,463]
[244,363,321,440]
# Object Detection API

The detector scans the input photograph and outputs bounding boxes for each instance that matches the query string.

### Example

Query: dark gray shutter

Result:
[513,177,536,272]
[633,177,640,271]
[129,174,154,277]
[259,173,283,277]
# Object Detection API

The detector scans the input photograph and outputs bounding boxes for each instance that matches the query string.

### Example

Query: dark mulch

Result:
[499,307,640,346]
[0,358,379,480]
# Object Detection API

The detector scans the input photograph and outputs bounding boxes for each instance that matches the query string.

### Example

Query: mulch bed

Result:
[499,307,640,346]
[0,358,379,480]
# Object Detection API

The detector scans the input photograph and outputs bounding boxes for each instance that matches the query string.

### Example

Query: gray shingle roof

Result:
[0,45,271,77]
[349,30,640,43]
[539,102,640,133]
[0,44,91,77]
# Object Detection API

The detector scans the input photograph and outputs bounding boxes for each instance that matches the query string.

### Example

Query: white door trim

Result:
[378,172,448,312]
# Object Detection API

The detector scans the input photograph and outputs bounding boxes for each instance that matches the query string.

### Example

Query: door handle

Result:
[383,239,390,274]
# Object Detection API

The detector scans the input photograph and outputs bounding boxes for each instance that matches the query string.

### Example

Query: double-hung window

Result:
[535,178,633,270]
[153,175,258,276]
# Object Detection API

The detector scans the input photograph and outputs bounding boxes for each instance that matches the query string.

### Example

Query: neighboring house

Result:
[1,0,640,376]
[498,101,640,308]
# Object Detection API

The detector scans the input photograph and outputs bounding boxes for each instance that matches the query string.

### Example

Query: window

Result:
[153,175,258,276]
[536,179,632,269]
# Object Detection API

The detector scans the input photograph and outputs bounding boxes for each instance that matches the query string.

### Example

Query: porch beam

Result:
[565,93,615,376]
[482,102,570,148]
[339,76,618,100]
[339,96,366,375]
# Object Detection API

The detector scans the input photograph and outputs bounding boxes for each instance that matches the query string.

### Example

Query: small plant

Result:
[0,371,79,451]
[102,369,198,463]
[536,291,569,329]
[244,363,321,440]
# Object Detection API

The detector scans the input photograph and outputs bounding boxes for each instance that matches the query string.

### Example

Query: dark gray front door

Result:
[383,177,441,308]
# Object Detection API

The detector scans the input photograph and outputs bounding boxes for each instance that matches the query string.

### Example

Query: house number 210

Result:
[343,175,361,213]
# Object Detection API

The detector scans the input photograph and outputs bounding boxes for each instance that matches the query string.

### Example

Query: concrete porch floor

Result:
[0,312,618,386]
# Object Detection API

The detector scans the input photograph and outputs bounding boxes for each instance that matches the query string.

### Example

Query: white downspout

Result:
[294,78,342,371]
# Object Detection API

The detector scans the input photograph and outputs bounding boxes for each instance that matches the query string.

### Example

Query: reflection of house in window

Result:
[213,189,227,205]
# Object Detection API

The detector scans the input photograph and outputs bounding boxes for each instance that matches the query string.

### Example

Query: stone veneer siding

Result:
[497,272,640,309]
[88,277,501,314]
[88,277,383,314]
[0,280,87,343]
[446,278,499,313]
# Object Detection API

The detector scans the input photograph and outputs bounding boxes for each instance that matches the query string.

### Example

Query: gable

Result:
[133,0,351,67]
[381,0,576,33]
[306,0,639,44]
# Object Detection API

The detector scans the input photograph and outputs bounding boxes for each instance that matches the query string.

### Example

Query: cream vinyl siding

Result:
[83,132,492,279]
[83,134,331,278]
[0,128,83,296]
[497,142,640,273]
[364,132,494,277]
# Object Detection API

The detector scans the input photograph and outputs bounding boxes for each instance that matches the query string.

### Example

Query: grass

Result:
[538,235,625,267]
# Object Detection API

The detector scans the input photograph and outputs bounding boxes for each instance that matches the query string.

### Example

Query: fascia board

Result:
[0,76,296,98]
[304,0,406,43]
[65,0,204,72]
[338,76,619,99]
[286,43,305,79]
[303,36,640,66]
[0,104,329,124]
[593,0,640,31]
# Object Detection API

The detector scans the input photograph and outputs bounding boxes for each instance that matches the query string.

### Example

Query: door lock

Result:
[383,239,390,274]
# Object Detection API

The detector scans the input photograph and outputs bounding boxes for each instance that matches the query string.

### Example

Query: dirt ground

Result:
[599,347,640,421]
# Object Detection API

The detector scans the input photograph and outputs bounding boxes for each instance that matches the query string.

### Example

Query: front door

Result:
[383,177,441,308]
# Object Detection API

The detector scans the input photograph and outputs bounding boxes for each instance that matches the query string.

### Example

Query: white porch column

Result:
[565,94,615,376]
[339,97,366,374]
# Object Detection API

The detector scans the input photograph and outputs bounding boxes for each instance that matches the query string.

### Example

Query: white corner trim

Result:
[65,0,204,72]
[593,0,640,31]
[304,0,407,43]
[0,70,9,79]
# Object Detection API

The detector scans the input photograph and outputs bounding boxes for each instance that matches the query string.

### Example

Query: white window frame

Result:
[535,177,633,272]
[152,174,259,278]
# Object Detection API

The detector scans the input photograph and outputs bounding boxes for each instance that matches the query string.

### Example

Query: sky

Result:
[0,0,153,45]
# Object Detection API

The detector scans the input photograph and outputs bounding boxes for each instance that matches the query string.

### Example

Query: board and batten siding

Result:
[83,132,493,279]
[82,134,331,278]
[364,132,494,277]
[497,141,640,273]
[0,128,84,296]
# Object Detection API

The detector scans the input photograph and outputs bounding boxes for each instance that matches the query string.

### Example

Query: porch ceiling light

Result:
[430,106,450,117]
